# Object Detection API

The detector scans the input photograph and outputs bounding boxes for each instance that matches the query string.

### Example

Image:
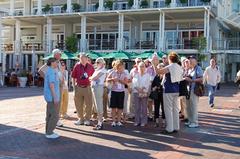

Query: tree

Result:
[72,3,81,12]
[192,36,207,62]
[140,0,149,8]
[128,0,134,7]
[104,0,113,10]
[62,3,67,12]
[65,34,78,53]
[42,4,52,13]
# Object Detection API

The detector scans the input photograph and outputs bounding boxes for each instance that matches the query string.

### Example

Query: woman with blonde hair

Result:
[107,60,128,127]
[132,62,151,126]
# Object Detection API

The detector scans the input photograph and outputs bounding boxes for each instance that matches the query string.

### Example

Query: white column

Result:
[149,0,154,8]
[204,9,210,52]
[47,17,52,54]
[10,0,15,16]
[231,63,237,81]
[24,0,31,15]
[67,0,72,13]
[118,14,124,51]
[9,54,12,69]
[37,0,42,15]
[0,20,2,64]
[158,11,165,51]
[133,0,139,9]
[15,20,21,57]
[98,0,104,11]
[25,55,28,70]
[80,16,87,52]
[170,0,177,7]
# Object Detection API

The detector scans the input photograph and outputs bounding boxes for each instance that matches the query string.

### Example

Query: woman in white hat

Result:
[90,57,107,130]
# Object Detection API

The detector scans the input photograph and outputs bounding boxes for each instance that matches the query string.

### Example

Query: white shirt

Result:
[237,70,240,77]
[132,72,151,93]
[91,67,107,86]
[203,66,221,86]
[61,70,68,90]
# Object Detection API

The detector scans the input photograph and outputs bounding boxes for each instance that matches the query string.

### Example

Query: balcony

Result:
[211,38,240,50]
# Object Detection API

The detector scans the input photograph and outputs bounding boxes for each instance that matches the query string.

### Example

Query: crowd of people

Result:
[40,48,222,139]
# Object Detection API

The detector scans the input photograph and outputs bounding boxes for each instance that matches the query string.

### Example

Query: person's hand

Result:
[184,77,192,82]
[152,86,157,91]
[53,96,59,106]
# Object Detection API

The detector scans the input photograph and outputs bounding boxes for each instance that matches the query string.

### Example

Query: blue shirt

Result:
[44,67,60,102]
[188,65,203,90]
[163,73,179,93]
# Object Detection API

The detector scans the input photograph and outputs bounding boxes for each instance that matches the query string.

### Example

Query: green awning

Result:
[42,51,77,60]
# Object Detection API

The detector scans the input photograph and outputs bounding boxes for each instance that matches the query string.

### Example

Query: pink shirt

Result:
[109,70,128,92]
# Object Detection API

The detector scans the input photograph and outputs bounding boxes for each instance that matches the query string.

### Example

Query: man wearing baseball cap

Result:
[38,49,62,78]
[39,48,64,128]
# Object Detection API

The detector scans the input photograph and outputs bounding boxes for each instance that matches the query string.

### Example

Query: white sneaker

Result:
[74,119,84,125]
[45,133,60,139]
[84,120,91,126]
[188,123,199,128]
[140,123,146,127]
[134,123,139,126]
[117,122,123,127]
[111,122,116,127]
[56,120,63,127]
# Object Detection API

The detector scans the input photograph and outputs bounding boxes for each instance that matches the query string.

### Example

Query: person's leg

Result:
[95,86,104,125]
[163,93,174,132]
[172,94,180,131]
[129,91,135,118]
[141,97,148,125]
[103,87,108,119]
[74,87,84,120]
[134,93,141,125]
[154,97,160,126]
[46,102,59,135]
[45,102,51,135]
[111,108,117,123]
[123,89,129,122]
[61,89,69,116]
[191,91,199,125]
[182,96,188,120]
[117,109,123,123]
[160,93,165,119]
[207,84,214,106]
[83,87,93,121]
[147,99,153,119]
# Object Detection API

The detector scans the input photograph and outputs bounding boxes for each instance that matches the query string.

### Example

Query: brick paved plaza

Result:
[0,84,240,159]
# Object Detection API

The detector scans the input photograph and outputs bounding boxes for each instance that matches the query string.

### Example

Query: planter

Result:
[18,77,27,88]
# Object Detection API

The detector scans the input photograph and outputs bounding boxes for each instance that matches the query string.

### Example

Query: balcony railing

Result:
[211,38,240,50]
[1,0,212,17]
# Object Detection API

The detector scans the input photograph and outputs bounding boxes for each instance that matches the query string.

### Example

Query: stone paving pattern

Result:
[0,84,239,159]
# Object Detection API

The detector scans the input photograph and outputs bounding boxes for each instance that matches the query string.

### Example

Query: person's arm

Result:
[203,69,208,84]
[217,69,221,83]
[38,64,47,78]
[50,82,58,106]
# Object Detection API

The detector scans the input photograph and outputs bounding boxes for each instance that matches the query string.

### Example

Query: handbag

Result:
[138,92,148,98]
[235,76,240,84]
[193,66,205,97]
[149,90,158,100]
[179,80,188,96]
[194,82,205,96]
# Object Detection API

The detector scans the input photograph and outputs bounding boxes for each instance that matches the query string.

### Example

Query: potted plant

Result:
[65,34,78,53]
[42,4,52,14]
[72,3,81,12]
[128,0,134,8]
[61,3,67,12]
[104,0,113,10]
[180,0,188,4]
[201,0,211,3]
[95,2,99,10]
[18,70,28,88]
[165,0,171,6]
[140,0,149,8]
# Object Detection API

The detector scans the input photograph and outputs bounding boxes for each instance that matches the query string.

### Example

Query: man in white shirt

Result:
[203,58,221,108]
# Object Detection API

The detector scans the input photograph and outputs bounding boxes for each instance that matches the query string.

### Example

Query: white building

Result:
[0,0,239,82]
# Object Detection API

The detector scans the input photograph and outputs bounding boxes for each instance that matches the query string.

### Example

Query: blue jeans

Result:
[206,84,216,105]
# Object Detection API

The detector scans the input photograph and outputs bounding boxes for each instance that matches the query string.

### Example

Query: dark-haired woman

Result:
[153,52,183,134]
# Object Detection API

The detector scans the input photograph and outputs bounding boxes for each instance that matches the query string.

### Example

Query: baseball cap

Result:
[52,49,62,55]
[96,57,105,64]
[188,55,197,59]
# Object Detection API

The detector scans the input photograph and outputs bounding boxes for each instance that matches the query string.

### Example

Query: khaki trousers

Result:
[186,90,199,124]
[46,102,60,135]
[163,93,180,132]
[60,89,69,116]
[92,86,104,114]
[179,96,188,119]
[74,86,93,121]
